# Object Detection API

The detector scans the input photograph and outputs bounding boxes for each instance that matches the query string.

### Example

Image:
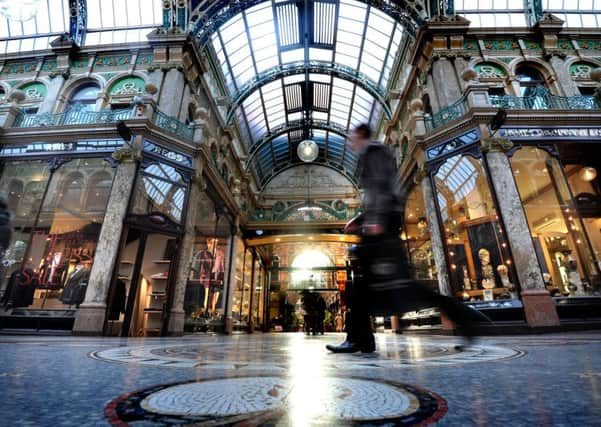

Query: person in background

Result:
[0,193,11,272]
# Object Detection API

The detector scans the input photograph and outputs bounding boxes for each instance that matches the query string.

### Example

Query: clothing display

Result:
[59,266,90,306]
[108,279,127,321]
[2,269,39,308]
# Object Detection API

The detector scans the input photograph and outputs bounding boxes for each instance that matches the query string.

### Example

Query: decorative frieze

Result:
[474,63,507,79]
[0,62,37,75]
[94,55,133,68]
[480,138,514,153]
[111,147,142,163]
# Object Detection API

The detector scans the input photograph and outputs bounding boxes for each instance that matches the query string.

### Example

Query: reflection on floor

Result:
[1,332,601,426]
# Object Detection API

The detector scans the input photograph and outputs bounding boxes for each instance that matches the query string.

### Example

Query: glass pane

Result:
[0,160,51,295]
[510,148,599,296]
[434,155,517,301]
[404,185,436,283]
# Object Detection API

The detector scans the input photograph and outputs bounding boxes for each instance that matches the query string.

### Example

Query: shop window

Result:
[1,158,115,310]
[510,147,600,296]
[131,162,188,224]
[433,155,517,301]
[0,161,51,295]
[403,185,436,283]
[68,83,100,111]
[85,171,113,212]
[183,189,233,332]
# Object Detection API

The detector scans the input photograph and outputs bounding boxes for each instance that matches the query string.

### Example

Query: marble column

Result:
[38,75,65,113]
[549,56,580,96]
[223,230,239,335]
[419,173,452,298]
[158,69,185,117]
[482,138,560,327]
[167,169,202,336]
[431,57,462,107]
[72,146,139,335]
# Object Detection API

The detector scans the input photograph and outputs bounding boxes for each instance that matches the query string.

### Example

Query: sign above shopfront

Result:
[499,127,601,140]
[0,139,124,157]
[143,140,193,168]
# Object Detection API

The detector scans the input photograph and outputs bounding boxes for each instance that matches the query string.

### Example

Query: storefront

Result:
[0,140,121,330]
[104,140,193,337]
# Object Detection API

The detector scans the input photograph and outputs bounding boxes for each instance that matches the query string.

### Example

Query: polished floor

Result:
[1,332,601,426]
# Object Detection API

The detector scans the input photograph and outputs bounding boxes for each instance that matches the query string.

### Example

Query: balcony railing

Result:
[490,86,600,110]
[153,109,194,140]
[424,97,468,131]
[13,104,133,128]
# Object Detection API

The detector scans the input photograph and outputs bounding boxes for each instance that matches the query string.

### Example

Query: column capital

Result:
[413,163,429,184]
[481,138,514,153]
[111,147,142,163]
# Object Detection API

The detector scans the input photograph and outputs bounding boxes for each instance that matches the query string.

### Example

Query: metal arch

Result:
[225,61,392,125]
[258,161,359,191]
[189,0,428,45]
[245,119,349,172]
[69,0,87,46]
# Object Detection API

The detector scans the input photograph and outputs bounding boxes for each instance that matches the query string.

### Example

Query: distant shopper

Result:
[0,193,11,268]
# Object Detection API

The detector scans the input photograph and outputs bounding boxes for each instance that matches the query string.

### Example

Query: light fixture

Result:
[297,139,319,163]
[579,166,598,182]
[417,217,428,236]
[0,0,41,21]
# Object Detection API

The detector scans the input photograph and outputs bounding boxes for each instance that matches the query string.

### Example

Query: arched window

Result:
[69,83,100,111]
[85,171,113,212]
[7,179,23,213]
[59,172,85,211]
[516,66,546,97]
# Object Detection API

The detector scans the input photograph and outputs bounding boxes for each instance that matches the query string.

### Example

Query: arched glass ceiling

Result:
[0,0,163,54]
[454,0,601,27]
[210,0,405,187]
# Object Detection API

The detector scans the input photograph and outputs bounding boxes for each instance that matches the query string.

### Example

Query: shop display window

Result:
[510,147,600,296]
[403,185,436,281]
[251,258,264,328]
[1,158,115,310]
[183,188,232,332]
[432,154,517,301]
[130,162,187,224]
[231,242,250,327]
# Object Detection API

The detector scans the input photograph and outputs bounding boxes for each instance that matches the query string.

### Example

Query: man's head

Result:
[348,123,372,153]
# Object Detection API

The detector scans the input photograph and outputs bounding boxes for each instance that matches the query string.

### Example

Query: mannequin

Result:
[59,263,90,306]
[191,243,214,311]
[209,238,225,315]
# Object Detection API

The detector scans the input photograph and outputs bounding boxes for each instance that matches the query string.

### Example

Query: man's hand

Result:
[363,223,384,236]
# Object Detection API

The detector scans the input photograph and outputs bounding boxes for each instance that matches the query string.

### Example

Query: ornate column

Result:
[481,138,559,327]
[167,165,203,336]
[72,144,140,335]
[223,223,240,335]
[548,55,580,96]
[158,68,186,117]
[0,93,24,128]
[37,74,66,114]
[431,56,462,107]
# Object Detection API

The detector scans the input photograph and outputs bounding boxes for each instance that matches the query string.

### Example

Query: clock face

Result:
[297,140,319,163]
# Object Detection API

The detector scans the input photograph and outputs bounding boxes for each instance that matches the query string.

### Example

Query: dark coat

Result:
[357,143,402,229]
[0,195,11,252]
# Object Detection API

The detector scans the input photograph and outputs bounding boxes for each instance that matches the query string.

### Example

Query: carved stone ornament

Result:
[192,170,207,190]
[590,68,601,83]
[461,68,478,82]
[481,138,514,153]
[409,98,424,113]
[111,147,141,163]
[8,90,25,103]
[413,163,428,184]
[144,83,159,95]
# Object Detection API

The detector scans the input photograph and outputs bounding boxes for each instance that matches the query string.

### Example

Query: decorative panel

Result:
[108,76,145,96]
[474,63,507,79]
[19,82,47,101]
[0,62,38,75]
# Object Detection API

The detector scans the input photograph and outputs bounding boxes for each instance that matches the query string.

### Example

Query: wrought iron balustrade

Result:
[13,104,133,128]
[153,109,194,140]
[424,97,468,131]
[490,86,600,110]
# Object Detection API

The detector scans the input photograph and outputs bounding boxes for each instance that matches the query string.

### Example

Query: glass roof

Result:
[210,0,404,187]
[0,0,163,54]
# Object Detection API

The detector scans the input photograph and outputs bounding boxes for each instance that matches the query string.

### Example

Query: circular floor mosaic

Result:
[91,340,523,372]
[106,376,447,426]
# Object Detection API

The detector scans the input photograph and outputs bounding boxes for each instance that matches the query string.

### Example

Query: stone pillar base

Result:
[224,316,233,335]
[440,312,455,331]
[390,316,400,333]
[72,304,107,336]
[521,289,560,327]
[167,310,185,336]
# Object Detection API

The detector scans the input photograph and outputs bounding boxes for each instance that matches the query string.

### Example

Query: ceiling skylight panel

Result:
[313,1,336,45]
[276,2,301,48]
[220,16,245,43]
[310,48,333,62]
[125,0,142,26]
[281,48,305,63]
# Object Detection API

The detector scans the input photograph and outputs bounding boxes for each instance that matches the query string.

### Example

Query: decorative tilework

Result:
[106,376,447,426]
[463,38,478,51]
[0,62,37,75]
[108,76,145,96]
[523,39,542,50]
[41,59,57,72]
[558,39,573,50]
[570,62,596,79]
[482,40,518,51]
[71,57,90,69]
[19,82,47,100]
[498,57,514,64]
[475,63,507,79]
[578,40,601,50]
[136,53,154,66]
[94,55,133,68]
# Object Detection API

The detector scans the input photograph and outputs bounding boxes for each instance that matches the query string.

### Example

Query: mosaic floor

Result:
[2,332,601,426]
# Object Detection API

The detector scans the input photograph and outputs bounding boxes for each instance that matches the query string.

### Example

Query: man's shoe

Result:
[360,343,376,353]
[326,340,361,353]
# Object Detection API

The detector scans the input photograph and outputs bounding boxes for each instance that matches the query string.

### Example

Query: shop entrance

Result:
[105,226,179,337]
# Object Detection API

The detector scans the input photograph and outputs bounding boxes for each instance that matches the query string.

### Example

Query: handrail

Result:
[490,86,600,110]
[424,97,468,131]
[153,109,194,140]
[13,104,132,128]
